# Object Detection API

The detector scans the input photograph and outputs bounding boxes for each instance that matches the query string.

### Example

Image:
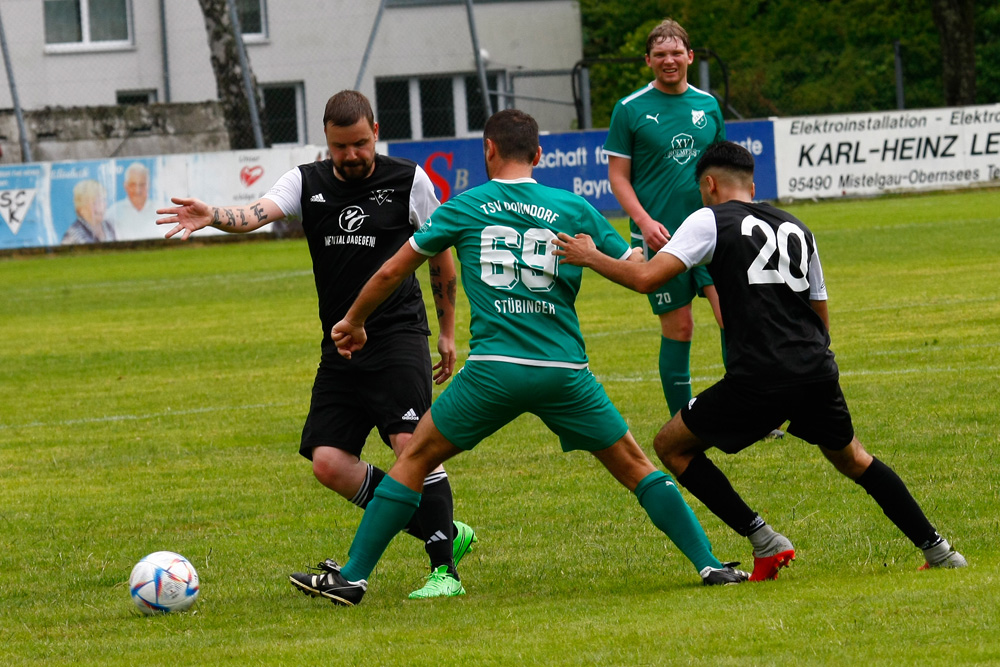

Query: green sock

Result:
[659,337,692,416]
[341,476,421,582]
[635,470,722,573]
[719,328,727,367]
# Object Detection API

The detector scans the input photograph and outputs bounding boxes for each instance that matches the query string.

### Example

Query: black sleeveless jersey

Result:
[297,155,431,350]
[676,200,839,386]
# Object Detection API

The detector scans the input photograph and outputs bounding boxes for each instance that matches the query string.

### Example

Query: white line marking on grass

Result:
[597,364,1000,384]
[866,341,1000,355]
[819,217,999,234]
[4,270,314,301]
[583,328,654,339]
[839,365,1000,377]
[837,294,999,313]
[0,401,301,431]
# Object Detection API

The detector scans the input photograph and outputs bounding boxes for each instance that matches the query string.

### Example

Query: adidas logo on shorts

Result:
[402,408,419,421]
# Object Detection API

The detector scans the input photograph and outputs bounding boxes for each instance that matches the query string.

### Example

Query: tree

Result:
[195,0,266,149]
[930,0,976,105]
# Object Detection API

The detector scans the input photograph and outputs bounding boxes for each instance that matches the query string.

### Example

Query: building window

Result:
[44,0,131,47]
[375,79,412,141]
[465,73,499,131]
[236,0,267,39]
[419,78,455,138]
[261,83,304,145]
[116,89,157,105]
[376,73,503,140]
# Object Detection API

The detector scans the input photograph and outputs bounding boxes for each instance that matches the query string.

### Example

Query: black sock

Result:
[413,471,457,575]
[854,457,940,549]
[676,453,762,536]
[350,464,425,540]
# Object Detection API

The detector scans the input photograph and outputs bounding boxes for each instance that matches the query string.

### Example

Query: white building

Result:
[0,0,583,146]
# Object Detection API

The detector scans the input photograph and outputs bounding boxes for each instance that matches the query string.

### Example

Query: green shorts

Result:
[630,234,713,315]
[430,360,629,452]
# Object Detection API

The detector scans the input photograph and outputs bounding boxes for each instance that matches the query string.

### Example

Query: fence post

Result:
[0,4,32,162]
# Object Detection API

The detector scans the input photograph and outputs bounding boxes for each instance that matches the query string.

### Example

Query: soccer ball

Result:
[128,551,200,614]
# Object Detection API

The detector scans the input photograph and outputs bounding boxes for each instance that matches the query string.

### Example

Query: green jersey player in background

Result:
[288,109,747,606]
[604,19,730,421]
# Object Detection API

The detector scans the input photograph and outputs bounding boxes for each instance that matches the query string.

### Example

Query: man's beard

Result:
[336,158,373,181]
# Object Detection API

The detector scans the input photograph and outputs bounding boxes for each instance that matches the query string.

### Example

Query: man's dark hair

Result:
[323,90,375,129]
[483,109,539,164]
[646,19,691,55]
[695,141,755,181]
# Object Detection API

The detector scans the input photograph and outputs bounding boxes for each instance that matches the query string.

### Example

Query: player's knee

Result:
[653,429,681,468]
[653,416,701,473]
[310,448,354,492]
[660,308,694,340]
[822,437,872,479]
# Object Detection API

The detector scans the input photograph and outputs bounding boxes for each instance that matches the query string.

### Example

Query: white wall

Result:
[0,0,582,145]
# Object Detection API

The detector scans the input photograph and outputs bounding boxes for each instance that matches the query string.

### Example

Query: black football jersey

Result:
[297,155,431,349]
[666,200,839,386]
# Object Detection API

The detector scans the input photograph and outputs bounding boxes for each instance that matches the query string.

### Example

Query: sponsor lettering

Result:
[493,297,557,315]
[535,147,588,169]
[572,177,613,199]
[324,235,377,247]
[478,200,561,224]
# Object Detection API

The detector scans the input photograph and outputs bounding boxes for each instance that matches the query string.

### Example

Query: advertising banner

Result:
[0,164,51,249]
[388,122,778,211]
[3,105,994,251]
[49,160,117,246]
[389,132,614,208]
[773,104,1000,199]
[726,119,778,201]
[0,147,324,249]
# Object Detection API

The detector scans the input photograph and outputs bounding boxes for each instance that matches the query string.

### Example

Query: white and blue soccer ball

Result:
[128,551,200,614]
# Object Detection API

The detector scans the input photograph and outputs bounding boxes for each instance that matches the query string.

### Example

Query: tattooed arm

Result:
[426,249,457,384]
[156,197,285,240]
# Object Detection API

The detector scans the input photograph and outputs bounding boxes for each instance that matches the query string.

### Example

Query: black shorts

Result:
[299,332,433,460]
[681,375,855,454]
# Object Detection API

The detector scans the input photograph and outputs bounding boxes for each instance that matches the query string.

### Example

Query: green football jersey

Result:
[411,177,630,367]
[604,83,725,236]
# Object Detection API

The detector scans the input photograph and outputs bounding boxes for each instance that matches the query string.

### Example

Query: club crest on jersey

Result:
[667,133,697,165]
[339,205,369,232]
[371,189,394,205]
[691,109,707,129]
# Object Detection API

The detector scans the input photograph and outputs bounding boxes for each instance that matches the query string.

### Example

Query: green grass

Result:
[1,189,998,665]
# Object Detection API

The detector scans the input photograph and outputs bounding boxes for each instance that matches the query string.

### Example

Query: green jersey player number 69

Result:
[481,225,558,292]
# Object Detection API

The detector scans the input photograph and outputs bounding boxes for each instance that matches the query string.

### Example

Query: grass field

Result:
[1,188,998,665]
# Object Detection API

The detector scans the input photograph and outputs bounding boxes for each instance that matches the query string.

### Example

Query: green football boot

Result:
[452,520,477,566]
[408,565,466,600]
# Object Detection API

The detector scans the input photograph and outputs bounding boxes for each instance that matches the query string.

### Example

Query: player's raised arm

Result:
[553,232,684,294]
[156,197,285,240]
[332,244,430,359]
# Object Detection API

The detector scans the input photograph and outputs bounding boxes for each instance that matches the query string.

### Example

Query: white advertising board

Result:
[774,104,1000,199]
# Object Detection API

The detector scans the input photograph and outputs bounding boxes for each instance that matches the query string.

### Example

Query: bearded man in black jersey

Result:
[157,90,476,601]
[554,140,966,580]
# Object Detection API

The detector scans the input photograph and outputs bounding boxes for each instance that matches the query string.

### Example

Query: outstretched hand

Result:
[433,334,456,385]
[156,197,213,240]
[552,232,599,266]
[331,318,367,359]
